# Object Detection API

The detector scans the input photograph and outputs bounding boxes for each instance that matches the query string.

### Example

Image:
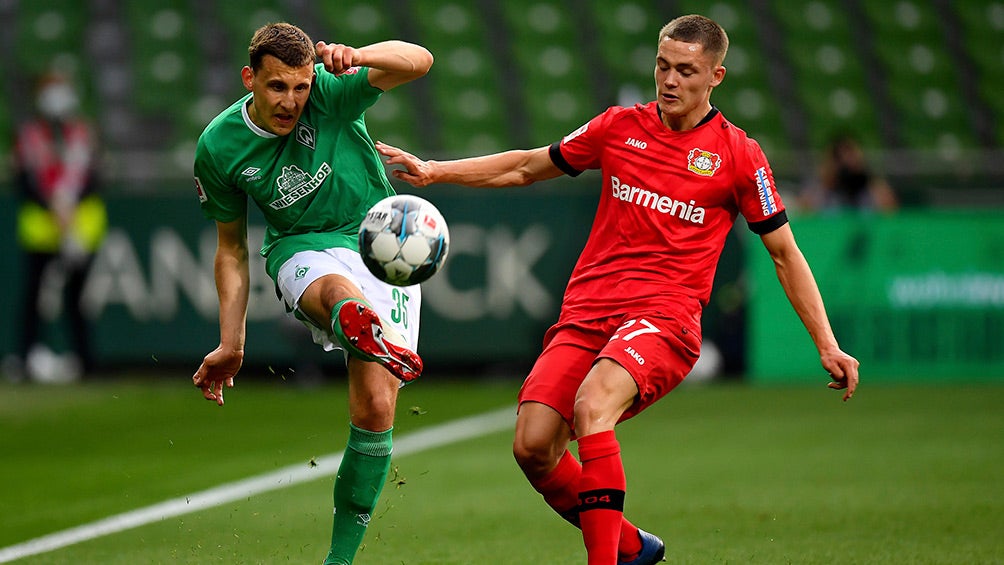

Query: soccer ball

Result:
[359,194,450,286]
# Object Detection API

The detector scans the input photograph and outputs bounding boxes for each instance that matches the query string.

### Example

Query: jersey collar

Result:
[242,96,278,138]
[654,104,720,131]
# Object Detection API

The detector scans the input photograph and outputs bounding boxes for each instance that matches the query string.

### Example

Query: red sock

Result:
[618,520,642,561]
[528,449,642,560]
[577,430,625,565]
[530,450,583,525]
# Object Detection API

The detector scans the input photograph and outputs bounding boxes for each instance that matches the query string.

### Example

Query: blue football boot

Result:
[619,529,666,565]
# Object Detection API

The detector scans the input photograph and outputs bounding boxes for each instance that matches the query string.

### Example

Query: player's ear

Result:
[241,66,255,91]
[711,65,726,87]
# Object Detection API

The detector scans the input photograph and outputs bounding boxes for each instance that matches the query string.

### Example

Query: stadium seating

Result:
[953,1,1004,145]
[676,0,791,153]
[215,0,287,72]
[126,1,197,112]
[771,0,884,150]
[315,2,424,151]
[2,0,1001,185]
[587,0,660,106]
[409,0,514,155]
[501,0,598,146]
[14,0,88,76]
[861,0,979,151]
[12,0,99,117]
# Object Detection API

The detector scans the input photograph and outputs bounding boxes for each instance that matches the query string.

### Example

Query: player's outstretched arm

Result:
[315,40,433,91]
[760,223,859,401]
[376,141,563,188]
[193,217,250,406]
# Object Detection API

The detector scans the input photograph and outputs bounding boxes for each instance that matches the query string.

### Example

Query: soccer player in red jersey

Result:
[378,14,859,565]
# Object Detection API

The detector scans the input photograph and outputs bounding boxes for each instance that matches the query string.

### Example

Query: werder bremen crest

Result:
[269,163,332,210]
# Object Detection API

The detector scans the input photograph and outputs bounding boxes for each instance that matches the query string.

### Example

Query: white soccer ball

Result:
[359,194,450,286]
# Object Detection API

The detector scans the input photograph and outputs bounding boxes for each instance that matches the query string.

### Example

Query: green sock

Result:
[330,298,375,361]
[323,424,393,565]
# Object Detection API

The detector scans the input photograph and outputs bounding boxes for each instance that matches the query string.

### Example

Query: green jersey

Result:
[194,64,395,280]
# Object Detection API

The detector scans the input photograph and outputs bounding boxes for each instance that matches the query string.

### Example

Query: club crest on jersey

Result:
[295,122,316,149]
[269,163,332,210]
[687,148,722,177]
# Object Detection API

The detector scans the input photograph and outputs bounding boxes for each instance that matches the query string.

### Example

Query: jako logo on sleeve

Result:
[755,166,777,216]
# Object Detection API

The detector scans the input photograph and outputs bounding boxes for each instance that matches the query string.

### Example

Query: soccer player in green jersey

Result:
[190,22,433,564]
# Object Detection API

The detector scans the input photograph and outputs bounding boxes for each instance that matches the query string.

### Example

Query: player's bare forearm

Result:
[213,220,250,351]
[376,142,562,188]
[761,225,860,400]
[317,40,433,91]
[192,265,247,405]
[357,41,433,75]
[194,219,250,406]
[214,250,249,351]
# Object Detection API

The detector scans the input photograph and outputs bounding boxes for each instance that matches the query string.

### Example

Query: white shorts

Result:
[275,247,421,353]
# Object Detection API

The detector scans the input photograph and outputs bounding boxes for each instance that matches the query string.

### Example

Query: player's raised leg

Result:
[331,297,422,382]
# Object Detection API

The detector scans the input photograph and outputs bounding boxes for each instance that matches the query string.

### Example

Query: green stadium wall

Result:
[4,187,1000,382]
[748,211,1004,382]
[0,185,609,370]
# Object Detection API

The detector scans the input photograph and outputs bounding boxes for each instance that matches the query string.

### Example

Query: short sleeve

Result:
[310,64,382,120]
[194,137,246,223]
[550,108,617,175]
[735,137,788,235]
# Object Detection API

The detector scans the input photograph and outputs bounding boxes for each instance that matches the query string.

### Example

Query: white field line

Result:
[0,405,516,564]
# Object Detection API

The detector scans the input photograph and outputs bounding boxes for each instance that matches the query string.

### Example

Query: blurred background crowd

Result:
[1,0,1002,384]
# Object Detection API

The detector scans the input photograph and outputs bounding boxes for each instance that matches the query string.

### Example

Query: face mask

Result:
[37,84,79,120]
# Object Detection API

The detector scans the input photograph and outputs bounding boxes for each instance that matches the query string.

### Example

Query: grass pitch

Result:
[0,374,1001,564]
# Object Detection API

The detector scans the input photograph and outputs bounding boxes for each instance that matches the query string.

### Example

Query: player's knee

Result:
[350,390,396,430]
[313,274,361,314]
[512,435,559,477]
[572,394,601,424]
[571,394,621,437]
[351,404,394,431]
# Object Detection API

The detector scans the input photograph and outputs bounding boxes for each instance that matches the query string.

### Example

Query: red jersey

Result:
[549,102,787,322]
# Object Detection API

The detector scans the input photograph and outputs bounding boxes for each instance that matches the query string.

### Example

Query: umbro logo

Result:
[241,166,262,182]
[625,137,648,150]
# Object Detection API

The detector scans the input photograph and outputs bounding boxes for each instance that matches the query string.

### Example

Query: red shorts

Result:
[518,311,702,428]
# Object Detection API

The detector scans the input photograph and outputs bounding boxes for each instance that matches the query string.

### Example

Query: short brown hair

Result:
[658,15,729,66]
[248,22,315,70]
